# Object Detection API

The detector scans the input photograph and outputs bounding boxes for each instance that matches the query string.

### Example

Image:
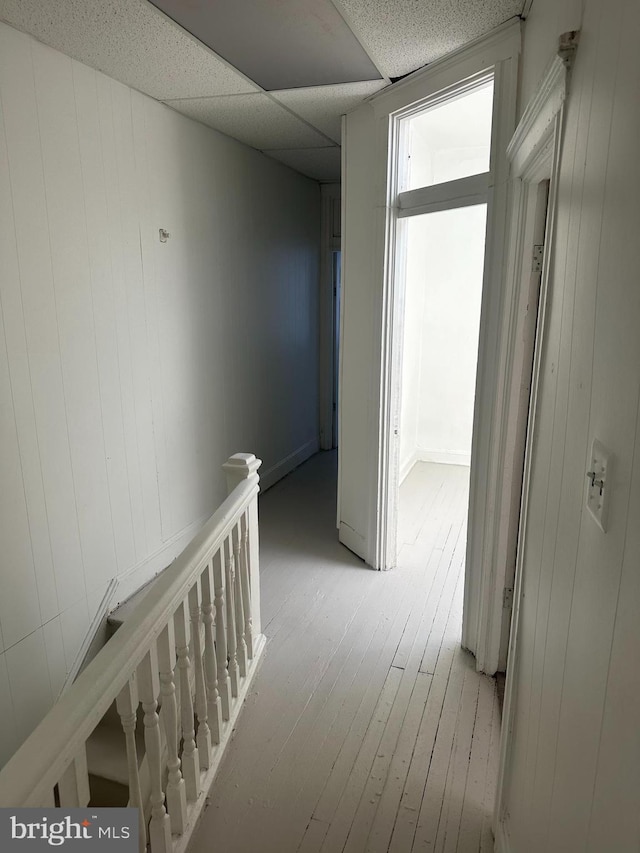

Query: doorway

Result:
[394,77,493,624]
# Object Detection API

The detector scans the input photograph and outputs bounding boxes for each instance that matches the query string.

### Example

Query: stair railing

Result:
[0,453,265,853]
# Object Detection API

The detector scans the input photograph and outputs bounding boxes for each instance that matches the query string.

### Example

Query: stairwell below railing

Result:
[0,453,266,853]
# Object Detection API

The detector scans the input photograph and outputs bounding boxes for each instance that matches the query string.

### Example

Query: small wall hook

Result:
[159,228,170,243]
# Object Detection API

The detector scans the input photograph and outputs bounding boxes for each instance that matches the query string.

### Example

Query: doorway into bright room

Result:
[395,78,492,613]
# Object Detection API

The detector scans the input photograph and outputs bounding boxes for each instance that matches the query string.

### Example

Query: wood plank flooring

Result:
[189,453,501,853]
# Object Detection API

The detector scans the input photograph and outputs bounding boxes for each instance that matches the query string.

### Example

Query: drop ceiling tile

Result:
[265,147,342,183]
[164,94,330,150]
[149,0,382,90]
[333,0,524,78]
[0,0,259,100]
[272,81,388,144]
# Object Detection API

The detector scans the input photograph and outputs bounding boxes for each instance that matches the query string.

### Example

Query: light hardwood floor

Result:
[189,452,501,853]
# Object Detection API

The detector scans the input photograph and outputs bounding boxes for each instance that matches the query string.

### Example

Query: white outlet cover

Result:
[586,439,611,532]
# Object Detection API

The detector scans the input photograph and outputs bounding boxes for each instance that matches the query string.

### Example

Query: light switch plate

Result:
[586,439,611,532]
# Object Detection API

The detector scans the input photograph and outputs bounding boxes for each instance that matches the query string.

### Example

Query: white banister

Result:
[239,511,254,660]
[0,454,265,853]
[232,523,248,678]
[223,453,261,639]
[138,646,172,853]
[157,622,188,836]
[174,600,199,801]
[224,536,240,698]
[116,677,146,853]
[201,563,222,744]
[213,548,231,721]
[189,582,212,768]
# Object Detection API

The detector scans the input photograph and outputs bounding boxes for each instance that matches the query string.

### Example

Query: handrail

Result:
[0,453,263,830]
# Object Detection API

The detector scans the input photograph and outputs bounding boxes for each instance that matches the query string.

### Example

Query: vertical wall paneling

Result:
[0,20,320,763]
[500,0,640,850]
[73,60,137,575]
[33,42,116,602]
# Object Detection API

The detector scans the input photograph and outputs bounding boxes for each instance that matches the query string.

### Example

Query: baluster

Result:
[222,453,262,639]
[224,536,239,698]
[239,511,254,660]
[213,549,231,720]
[232,524,248,678]
[58,745,90,807]
[201,562,222,744]
[174,601,200,801]
[189,581,212,769]
[157,623,187,836]
[137,647,172,853]
[116,678,147,853]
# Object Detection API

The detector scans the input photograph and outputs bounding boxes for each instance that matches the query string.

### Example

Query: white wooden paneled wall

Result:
[0,21,320,766]
[501,0,640,849]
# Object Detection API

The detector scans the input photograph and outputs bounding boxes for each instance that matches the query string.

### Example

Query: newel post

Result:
[222,453,262,638]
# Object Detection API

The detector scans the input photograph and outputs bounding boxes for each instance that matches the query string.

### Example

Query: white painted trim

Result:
[259,438,319,492]
[507,55,567,174]
[418,449,472,467]
[461,52,520,670]
[493,47,572,836]
[59,578,118,698]
[400,450,472,482]
[399,451,419,484]
[398,172,490,217]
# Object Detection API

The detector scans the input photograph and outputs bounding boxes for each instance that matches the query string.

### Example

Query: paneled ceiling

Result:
[0,0,524,183]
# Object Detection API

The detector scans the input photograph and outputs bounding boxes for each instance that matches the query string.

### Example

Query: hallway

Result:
[189,452,501,853]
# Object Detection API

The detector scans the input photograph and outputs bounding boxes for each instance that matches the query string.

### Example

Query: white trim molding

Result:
[260,438,320,492]
[507,54,567,174]
[492,41,575,845]
[463,50,570,677]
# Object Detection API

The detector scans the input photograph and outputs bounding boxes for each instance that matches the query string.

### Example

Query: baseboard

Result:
[494,816,512,853]
[417,449,471,467]
[260,438,319,492]
[399,450,419,484]
[174,633,267,853]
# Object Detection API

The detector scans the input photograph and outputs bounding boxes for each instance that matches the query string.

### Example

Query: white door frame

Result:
[465,52,573,675]
[365,24,523,678]
[350,21,521,575]
[492,51,573,850]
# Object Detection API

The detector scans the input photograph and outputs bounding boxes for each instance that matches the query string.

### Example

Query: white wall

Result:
[0,21,320,765]
[399,205,486,476]
[500,0,640,849]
